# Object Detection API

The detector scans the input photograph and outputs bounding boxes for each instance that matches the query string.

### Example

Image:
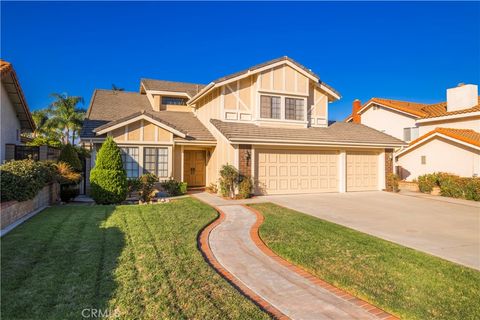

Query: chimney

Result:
[446,84,478,112]
[352,99,362,123]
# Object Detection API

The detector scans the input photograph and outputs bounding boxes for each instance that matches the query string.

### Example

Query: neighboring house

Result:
[346,84,480,181]
[0,60,36,163]
[80,56,405,195]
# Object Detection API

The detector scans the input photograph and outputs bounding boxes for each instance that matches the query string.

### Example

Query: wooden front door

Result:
[184,150,206,187]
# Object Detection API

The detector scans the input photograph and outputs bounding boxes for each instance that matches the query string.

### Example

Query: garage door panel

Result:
[346,152,378,192]
[257,149,338,195]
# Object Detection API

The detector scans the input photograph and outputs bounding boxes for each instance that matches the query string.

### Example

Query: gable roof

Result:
[140,79,206,97]
[81,89,214,142]
[346,96,480,122]
[0,59,35,132]
[210,119,405,147]
[189,56,341,104]
[409,128,480,148]
[396,127,480,158]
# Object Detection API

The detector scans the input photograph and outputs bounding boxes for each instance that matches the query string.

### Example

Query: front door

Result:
[184,150,206,187]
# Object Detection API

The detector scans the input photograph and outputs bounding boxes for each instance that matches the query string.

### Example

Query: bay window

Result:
[120,147,139,178]
[144,147,169,178]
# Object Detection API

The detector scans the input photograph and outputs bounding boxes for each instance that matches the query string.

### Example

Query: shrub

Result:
[0,160,56,202]
[464,178,480,201]
[238,176,253,199]
[219,164,239,198]
[60,184,79,202]
[90,137,127,204]
[127,178,142,198]
[437,174,464,198]
[58,143,82,172]
[160,179,187,196]
[387,173,400,192]
[139,173,158,202]
[417,173,439,193]
[56,162,81,184]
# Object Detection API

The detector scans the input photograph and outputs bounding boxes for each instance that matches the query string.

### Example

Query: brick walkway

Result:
[200,202,398,320]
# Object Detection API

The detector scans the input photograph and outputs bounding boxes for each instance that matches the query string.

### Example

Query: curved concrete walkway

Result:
[208,205,386,320]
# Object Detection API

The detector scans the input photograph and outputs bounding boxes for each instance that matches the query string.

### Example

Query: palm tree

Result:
[48,93,85,145]
[31,109,50,138]
[111,84,124,91]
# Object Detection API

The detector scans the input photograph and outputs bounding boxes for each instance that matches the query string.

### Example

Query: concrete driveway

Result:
[261,191,480,270]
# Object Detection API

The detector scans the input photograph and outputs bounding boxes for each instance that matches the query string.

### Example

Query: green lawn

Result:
[1,198,269,320]
[249,203,480,320]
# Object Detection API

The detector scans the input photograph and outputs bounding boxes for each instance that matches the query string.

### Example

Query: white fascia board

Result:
[228,138,405,148]
[416,111,480,123]
[396,132,480,158]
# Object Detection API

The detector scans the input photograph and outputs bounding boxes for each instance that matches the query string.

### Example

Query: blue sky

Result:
[1,1,479,121]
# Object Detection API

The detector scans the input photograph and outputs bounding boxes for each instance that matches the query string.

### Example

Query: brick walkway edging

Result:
[244,204,400,320]
[197,205,289,319]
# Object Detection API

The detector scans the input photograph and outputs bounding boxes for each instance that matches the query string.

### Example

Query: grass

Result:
[249,203,480,320]
[1,198,269,320]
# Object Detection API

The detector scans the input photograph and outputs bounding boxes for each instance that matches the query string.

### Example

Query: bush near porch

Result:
[416,172,480,201]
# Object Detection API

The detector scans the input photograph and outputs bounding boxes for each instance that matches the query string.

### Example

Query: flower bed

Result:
[416,172,480,201]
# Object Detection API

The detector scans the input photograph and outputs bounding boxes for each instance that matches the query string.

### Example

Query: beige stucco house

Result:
[80,57,405,195]
[346,84,480,181]
[0,60,35,163]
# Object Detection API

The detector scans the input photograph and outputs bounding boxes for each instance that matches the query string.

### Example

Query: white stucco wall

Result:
[1,84,21,162]
[418,117,480,136]
[396,137,480,181]
[361,106,416,141]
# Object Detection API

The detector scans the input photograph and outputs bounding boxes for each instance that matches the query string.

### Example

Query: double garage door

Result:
[256,149,378,194]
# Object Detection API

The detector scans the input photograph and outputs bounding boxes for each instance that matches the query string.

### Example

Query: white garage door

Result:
[256,149,338,195]
[346,152,378,191]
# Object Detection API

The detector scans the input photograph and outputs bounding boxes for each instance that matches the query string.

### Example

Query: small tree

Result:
[90,137,127,204]
[58,143,82,172]
[219,164,239,198]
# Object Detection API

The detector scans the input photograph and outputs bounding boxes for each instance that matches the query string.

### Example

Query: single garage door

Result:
[256,149,338,194]
[346,152,378,191]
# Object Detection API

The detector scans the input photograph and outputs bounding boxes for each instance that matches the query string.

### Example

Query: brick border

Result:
[197,206,289,319]
[244,205,400,320]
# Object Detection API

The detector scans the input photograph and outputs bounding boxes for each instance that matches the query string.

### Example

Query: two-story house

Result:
[346,84,480,181]
[80,57,405,195]
[0,60,36,163]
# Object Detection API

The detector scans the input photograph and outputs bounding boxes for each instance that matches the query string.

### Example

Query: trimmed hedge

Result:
[0,160,56,202]
[58,143,82,172]
[160,179,187,196]
[417,172,480,201]
[90,137,127,204]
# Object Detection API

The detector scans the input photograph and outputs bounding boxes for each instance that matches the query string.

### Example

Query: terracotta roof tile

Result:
[409,128,480,148]
[357,97,480,120]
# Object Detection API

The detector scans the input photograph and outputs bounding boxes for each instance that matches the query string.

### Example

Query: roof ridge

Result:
[141,78,206,86]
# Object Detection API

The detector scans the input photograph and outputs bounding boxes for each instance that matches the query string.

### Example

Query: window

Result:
[285,98,305,121]
[260,95,281,119]
[403,127,419,141]
[120,147,139,178]
[144,147,168,177]
[161,96,187,105]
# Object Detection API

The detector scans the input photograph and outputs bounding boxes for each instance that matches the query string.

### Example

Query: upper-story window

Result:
[260,95,281,119]
[285,98,305,121]
[161,96,187,105]
[403,127,419,142]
